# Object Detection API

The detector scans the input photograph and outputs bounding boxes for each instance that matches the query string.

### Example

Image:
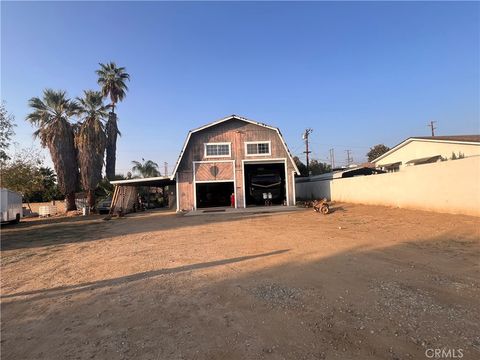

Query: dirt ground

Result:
[1,204,479,360]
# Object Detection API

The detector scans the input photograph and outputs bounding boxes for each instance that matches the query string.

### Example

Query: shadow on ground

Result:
[1,232,479,360]
[1,209,298,251]
[1,249,289,302]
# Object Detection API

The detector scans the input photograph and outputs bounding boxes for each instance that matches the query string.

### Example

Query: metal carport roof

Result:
[110,176,176,187]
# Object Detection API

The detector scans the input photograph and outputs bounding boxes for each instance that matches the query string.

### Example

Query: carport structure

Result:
[109,176,176,214]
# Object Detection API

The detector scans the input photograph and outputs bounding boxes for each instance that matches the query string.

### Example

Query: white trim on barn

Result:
[204,142,232,158]
[233,159,237,209]
[193,160,235,164]
[175,173,180,212]
[194,180,235,183]
[192,160,236,210]
[284,160,290,206]
[192,161,196,211]
[242,161,246,209]
[241,158,288,208]
[291,171,296,205]
[244,140,272,156]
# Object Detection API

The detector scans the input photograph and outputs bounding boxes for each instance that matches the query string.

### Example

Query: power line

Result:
[308,141,370,152]
[427,120,437,136]
[302,128,313,174]
[329,148,335,168]
[346,150,353,166]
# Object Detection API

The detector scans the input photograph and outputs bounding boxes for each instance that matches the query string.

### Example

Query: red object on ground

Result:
[230,193,235,207]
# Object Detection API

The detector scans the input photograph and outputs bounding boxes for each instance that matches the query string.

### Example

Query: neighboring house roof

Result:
[295,165,384,183]
[412,135,480,142]
[372,135,480,163]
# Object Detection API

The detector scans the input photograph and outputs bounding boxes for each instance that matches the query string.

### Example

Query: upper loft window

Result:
[245,141,271,156]
[204,143,231,157]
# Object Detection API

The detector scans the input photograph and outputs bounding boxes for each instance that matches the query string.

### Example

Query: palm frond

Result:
[96,61,130,106]
[25,88,79,196]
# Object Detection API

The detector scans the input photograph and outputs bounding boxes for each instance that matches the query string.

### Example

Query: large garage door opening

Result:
[196,182,234,208]
[244,162,286,206]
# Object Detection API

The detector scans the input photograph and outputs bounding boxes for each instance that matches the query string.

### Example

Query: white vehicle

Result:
[1,189,23,224]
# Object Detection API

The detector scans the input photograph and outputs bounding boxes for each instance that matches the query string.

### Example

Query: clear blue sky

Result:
[2,1,479,173]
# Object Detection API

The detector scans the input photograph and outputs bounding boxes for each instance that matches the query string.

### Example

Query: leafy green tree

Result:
[309,159,331,176]
[95,174,125,200]
[0,102,16,162]
[131,158,161,178]
[367,144,390,162]
[39,167,62,201]
[28,167,63,202]
[294,156,331,176]
[76,90,108,207]
[96,62,130,180]
[0,148,44,201]
[293,156,308,177]
[26,89,81,211]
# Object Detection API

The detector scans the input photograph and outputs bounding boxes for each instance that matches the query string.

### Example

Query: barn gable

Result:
[170,115,299,179]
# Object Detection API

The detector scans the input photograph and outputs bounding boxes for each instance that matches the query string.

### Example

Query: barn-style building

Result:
[171,115,299,211]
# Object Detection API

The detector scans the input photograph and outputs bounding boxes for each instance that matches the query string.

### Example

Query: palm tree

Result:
[76,90,108,208]
[26,89,80,211]
[96,62,130,180]
[131,158,161,178]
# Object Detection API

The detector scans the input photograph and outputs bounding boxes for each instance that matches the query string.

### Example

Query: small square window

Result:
[205,143,231,157]
[246,142,270,156]
[258,143,269,154]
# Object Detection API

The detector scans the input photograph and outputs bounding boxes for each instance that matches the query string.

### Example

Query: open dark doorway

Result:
[244,162,286,206]
[196,182,234,208]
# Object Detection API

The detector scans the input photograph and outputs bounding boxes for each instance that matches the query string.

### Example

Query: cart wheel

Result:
[321,205,329,215]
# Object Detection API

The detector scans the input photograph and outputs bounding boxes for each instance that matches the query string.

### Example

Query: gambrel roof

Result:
[170,114,300,179]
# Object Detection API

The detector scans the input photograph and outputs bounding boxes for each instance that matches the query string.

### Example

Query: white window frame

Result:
[245,141,271,156]
[204,142,231,158]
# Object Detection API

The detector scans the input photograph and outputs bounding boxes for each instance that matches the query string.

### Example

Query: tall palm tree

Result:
[76,90,108,208]
[26,89,80,211]
[96,62,130,180]
[131,158,161,178]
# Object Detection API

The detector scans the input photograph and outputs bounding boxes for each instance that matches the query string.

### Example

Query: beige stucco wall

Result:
[375,140,480,167]
[296,156,480,216]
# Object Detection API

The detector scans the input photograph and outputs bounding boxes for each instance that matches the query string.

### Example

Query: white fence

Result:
[296,156,480,216]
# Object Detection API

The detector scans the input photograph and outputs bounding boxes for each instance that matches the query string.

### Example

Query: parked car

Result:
[97,196,112,214]
[1,188,23,224]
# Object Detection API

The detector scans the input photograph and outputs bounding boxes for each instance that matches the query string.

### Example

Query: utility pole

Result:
[302,128,313,174]
[346,150,353,166]
[427,121,437,137]
[329,148,335,169]
[164,162,168,176]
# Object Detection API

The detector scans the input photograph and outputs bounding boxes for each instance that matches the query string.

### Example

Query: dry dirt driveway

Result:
[1,204,479,360]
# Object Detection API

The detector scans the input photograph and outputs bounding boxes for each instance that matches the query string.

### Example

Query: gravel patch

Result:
[250,282,307,310]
